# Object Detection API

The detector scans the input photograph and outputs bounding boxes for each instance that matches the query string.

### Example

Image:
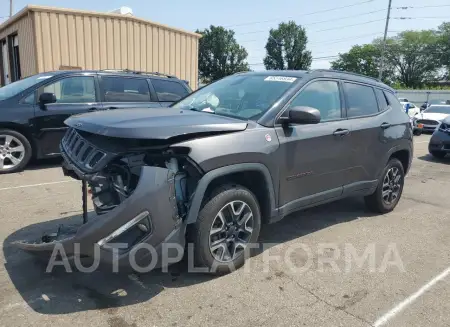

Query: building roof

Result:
[0,5,202,38]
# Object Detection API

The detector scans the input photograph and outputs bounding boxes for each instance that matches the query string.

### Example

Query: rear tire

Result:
[0,129,32,174]
[190,184,261,275]
[430,150,446,159]
[365,158,404,213]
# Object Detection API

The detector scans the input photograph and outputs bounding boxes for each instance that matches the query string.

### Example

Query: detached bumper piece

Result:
[14,166,186,271]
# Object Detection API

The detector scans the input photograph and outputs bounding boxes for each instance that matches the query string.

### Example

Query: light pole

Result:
[269,35,284,70]
[378,0,392,80]
[10,0,13,17]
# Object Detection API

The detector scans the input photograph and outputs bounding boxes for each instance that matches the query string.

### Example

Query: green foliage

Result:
[330,44,394,84]
[263,21,312,70]
[391,82,450,90]
[379,30,442,88]
[437,22,450,74]
[330,28,448,88]
[196,26,250,83]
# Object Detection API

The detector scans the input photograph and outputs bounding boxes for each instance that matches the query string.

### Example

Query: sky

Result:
[1,0,449,70]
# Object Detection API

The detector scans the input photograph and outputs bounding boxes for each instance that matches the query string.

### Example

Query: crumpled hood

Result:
[64,107,248,139]
[417,112,450,122]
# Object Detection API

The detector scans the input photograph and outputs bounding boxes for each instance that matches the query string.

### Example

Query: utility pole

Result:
[10,0,13,17]
[378,0,392,80]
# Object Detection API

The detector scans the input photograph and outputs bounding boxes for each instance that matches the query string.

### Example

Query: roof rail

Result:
[310,69,381,82]
[99,69,177,78]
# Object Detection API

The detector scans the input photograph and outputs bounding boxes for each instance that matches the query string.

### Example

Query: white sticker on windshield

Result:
[264,76,297,83]
[37,76,53,80]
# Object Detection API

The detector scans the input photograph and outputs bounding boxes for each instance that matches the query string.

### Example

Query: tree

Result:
[377,30,441,88]
[437,22,450,76]
[263,21,312,70]
[330,44,394,84]
[196,26,249,83]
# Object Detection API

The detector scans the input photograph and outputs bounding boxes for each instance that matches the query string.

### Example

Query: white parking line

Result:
[0,180,77,191]
[373,266,450,327]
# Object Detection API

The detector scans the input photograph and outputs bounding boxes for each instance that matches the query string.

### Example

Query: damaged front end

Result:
[14,128,203,270]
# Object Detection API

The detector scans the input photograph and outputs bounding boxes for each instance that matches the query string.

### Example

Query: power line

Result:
[394,4,450,10]
[236,9,387,36]
[393,16,450,19]
[223,0,375,28]
[312,19,385,33]
[241,32,384,46]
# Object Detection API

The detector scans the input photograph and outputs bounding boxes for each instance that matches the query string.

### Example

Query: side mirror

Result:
[39,92,56,108]
[284,106,321,125]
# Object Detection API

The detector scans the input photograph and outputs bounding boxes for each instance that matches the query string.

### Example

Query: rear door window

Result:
[102,77,151,102]
[344,83,379,117]
[151,79,189,102]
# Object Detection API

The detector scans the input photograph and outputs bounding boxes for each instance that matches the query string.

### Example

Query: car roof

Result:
[235,69,393,91]
[43,69,182,81]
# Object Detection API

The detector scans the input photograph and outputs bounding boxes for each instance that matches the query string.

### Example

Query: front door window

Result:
[43,76,96,103]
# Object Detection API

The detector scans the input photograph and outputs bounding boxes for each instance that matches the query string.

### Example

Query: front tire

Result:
[0,129,32,174]
[430,150,446,159]
[365,158,405,213]
[191,184,261,274]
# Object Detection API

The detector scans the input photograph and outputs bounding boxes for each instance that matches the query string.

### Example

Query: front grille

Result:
[61,128,107,171]
[416,119,439,125]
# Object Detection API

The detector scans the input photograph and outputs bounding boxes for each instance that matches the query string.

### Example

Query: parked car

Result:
[400,101,420,117]
[429,116,450,158]
[0,69,192,173]
[412,105,450,133]
[16,70,413,274]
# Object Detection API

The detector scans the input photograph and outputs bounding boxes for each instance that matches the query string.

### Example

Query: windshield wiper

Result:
[187,107,215,114]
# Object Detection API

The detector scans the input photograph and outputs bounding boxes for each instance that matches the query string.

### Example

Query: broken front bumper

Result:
[14,166,186,271]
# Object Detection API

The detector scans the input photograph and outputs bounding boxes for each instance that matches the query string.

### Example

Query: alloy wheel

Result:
[209,200,254,263]
[0,135,26,171]
[382,167,402,205]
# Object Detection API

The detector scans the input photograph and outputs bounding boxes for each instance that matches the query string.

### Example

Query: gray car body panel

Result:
[14,166,185,269]
[65,107,248,139]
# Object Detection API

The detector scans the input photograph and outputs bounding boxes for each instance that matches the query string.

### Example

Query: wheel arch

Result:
[186,163,277,225]
[0,122,36,157]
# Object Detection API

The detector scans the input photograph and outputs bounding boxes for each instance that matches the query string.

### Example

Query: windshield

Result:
[172,74,299,120]
[424,106,450,114]
[0,73,55,101]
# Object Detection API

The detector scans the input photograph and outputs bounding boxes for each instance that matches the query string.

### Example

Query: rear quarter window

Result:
[374,88,389,111]
[151,79,189,102]
[384,91,404,112]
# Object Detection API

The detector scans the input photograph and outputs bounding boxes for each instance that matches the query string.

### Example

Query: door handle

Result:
[107,107,118,110]
[380,122,391,129]
[88,107,98,111]
[333,129,350,136]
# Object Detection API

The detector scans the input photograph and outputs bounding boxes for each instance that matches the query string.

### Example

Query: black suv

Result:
[0,69,191,173]
[16,70,413,274]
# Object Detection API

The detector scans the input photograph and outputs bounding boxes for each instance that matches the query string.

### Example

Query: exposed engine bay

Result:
[85,151,200,219]
[59,128,203,220]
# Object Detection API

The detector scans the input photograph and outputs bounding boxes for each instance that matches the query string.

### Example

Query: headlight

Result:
[439,122,449,132]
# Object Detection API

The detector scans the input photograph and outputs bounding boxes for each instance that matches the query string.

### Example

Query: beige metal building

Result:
[0,5,201,88]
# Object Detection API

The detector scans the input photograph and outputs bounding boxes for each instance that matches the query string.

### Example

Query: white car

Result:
[412,105,450,132]
[400,101,420,117]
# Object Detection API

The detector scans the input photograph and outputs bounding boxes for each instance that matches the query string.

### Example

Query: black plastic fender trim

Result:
[185,163,277,224]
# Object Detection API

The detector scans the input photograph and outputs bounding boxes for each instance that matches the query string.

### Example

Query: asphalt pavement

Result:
[0,134,449,327]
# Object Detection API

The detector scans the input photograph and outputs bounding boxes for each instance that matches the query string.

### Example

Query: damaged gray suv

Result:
[16,70,413,274]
